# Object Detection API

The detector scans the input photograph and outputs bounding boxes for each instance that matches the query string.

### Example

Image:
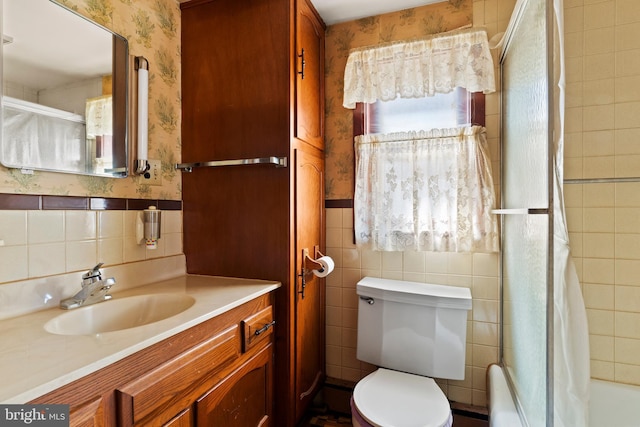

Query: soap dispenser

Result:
[143,206,161,249]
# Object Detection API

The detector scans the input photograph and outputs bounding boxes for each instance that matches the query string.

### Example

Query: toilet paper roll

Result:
[312,256,335,278]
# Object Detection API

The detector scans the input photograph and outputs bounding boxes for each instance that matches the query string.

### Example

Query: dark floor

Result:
[299,409,488,427]
[452,411,489,427]
[298,381,489,427]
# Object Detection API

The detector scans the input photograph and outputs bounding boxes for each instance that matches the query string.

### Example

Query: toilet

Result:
[351,277,472,427]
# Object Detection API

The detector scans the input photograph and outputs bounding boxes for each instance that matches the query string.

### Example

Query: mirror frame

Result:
[111,34,129,177]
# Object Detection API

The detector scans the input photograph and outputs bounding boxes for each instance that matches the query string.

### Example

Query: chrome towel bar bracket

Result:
[176,156,288,172]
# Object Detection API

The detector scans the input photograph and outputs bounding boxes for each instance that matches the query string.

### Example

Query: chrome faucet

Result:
[60,263,115,310]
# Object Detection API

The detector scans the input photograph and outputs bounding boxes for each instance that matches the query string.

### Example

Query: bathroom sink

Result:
[44,293,196,335]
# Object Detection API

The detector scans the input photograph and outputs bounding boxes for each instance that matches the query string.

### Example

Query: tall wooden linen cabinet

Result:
[180,0,325,425]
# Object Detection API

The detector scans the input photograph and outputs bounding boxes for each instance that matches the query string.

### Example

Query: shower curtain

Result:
[552,0,590,425]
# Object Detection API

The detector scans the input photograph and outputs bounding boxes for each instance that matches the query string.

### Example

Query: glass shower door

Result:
[499,0,553,425]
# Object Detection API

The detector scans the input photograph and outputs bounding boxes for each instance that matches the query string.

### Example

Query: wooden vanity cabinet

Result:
[164,408,192,427]
[30,293,275,427]
[195,344,272,426]
[68,396,106,427]
[181,0,325,425]
[116,325,242,425]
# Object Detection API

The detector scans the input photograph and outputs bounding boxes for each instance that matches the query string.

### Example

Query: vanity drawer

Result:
[117,325,240,426]
[241,305,275,353]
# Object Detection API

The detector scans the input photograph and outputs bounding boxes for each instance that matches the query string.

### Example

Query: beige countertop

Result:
[0,275,280,403]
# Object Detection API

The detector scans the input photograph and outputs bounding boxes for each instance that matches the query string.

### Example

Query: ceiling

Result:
[175,0,444,25]
[311,0,443,25]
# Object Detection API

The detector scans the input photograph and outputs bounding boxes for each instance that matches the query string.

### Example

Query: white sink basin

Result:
[44,293,196,335]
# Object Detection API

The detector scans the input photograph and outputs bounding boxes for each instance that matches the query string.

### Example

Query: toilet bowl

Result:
[350,368,453,427]
[351,277,471,427]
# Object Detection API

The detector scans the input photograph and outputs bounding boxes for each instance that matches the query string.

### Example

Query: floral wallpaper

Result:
[0,0,182,201]
[3,0,471,201]
[324,0,472,200]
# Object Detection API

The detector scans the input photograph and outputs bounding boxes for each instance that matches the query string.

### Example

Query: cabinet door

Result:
[164,408,192,427]
[69,396,105,427]
[294,148,325,420]
[196,343,273,427]
[295,0,325,151]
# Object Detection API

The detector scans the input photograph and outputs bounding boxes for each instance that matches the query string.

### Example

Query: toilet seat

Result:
[352,368,453,427]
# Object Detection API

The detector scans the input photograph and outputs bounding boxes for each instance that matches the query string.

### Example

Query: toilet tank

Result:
[356,277,472,380]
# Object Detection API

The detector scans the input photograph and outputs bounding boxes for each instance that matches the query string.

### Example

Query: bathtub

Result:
[487,364,523,427]
[589,379,640,427]
[488,364,640,427]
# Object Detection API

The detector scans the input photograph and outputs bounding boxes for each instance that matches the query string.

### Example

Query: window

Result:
[344,29,498,252]
[354,89,485,136]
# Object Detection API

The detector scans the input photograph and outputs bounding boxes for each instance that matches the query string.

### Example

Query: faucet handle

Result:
[88,277,116,297]
[82,262,104,284]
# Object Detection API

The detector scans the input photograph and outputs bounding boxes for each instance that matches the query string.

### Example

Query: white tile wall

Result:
[565,0,640,386]
[0,209,183,284]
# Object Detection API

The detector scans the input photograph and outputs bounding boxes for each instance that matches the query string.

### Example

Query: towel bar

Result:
[175,156,287,172]
[491,208,548,215]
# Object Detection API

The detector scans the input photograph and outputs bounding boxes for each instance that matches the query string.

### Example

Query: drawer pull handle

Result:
[255,320,276,336]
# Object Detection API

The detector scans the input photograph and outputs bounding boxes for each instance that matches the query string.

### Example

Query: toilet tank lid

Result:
[357,277,472,310]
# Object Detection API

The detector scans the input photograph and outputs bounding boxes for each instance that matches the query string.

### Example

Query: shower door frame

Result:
[497,0,555,425]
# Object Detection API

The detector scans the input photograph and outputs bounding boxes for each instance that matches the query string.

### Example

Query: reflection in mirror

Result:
[1,0,129,177]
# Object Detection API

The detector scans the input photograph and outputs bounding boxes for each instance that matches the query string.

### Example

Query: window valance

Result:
[343,28,496,109]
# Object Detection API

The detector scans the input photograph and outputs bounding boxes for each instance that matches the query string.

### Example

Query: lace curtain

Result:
[354,126,499,252]
[85,95,112,138]
[343,28,495,109]
[85,95,113,159]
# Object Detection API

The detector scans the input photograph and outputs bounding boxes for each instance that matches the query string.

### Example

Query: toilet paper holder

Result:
[303,247,326,273]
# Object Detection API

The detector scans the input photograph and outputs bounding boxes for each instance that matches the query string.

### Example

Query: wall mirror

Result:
[1,0,129,177]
